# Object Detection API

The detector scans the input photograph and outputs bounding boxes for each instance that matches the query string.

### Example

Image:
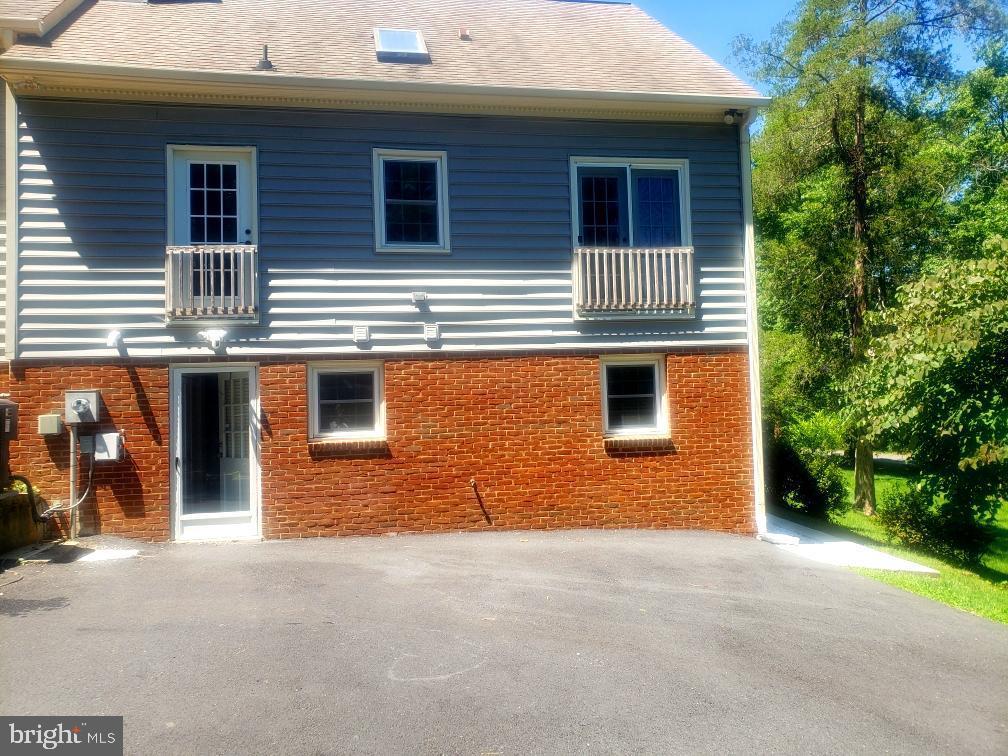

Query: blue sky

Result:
[633,0,978,87]
[633,0,797,85]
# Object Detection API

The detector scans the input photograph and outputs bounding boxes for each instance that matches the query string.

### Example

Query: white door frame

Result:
[166,144,258,246]
[170,363,262,541]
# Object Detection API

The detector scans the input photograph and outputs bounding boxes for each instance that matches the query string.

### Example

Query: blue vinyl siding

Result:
[12,98,748,358]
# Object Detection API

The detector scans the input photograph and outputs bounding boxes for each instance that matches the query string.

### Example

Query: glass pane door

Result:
[577,166,629,247]
[631,169,682,246]
[219,373,250,512]
[180,371,251,516]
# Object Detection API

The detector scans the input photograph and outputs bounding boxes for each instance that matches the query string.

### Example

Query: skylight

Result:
[374,28,430,63]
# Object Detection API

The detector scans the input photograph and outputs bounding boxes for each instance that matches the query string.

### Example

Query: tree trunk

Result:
[855,437,876,516]
[850,0,876,515]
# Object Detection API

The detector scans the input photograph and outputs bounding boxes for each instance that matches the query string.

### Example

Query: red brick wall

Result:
[1,362,170,539]
[0,350,755,541]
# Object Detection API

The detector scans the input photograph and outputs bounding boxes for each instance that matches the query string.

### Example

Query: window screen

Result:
[577,167,629,246]
[383,159,440,245]
[575,162,685,248]
[605,363,659,432]
[315,371,377,435]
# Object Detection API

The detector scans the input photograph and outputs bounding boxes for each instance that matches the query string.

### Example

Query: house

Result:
[0,0,768,542]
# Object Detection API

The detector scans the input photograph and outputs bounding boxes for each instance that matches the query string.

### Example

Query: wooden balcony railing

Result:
[573,246,695,316]
[166,245,258,321]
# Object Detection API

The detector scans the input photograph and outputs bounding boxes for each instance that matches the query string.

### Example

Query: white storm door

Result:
[172,365,260,541]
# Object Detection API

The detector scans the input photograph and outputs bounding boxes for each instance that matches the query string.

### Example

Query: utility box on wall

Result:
[38,414,64,436]
[79,432,125,462]
[92,432,124,463]
[65,391,101,424]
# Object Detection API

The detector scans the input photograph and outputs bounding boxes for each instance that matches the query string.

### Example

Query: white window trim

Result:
[372,148,451,254]
[307,361,386,441]
[166,144,259,246]
[568,156,692,249]
[600,355,669,438]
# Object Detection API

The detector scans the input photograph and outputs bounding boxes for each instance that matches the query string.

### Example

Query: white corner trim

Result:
[4,82,17,359]
[371,148,451,254]
[739,111,767,535]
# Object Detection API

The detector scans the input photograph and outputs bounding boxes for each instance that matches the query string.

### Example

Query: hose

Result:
[15,442,98,524]
[37,449,96,518]
[75,450,96,507]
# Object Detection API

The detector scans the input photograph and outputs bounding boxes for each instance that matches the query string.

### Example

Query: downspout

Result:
[738,110,767,535]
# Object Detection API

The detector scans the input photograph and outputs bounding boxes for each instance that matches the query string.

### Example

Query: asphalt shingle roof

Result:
[1,0,761,101]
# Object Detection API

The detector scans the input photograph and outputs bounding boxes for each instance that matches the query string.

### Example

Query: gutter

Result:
[738,108,768,535]
[0,57,770,111]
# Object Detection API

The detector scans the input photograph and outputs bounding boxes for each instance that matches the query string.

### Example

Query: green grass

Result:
[779,460,1008,624]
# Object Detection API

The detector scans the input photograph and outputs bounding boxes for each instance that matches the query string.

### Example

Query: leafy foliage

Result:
[938,43,1008,257]
[759,328,831,433]
[849,236,1008,560]
[767,411,848,518]
[738,0,1004,363]
[878,481,995,564]
[741,0,1007,516]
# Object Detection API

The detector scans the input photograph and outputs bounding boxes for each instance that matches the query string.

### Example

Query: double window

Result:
[308,363,385,441]
[601,357,667,437]
[373,149,451,254]
[571,158,691,248]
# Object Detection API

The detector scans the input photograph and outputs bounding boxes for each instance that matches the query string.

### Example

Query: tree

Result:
[736,0,1006,515]
[939,42,1008,257]
[849,236,1008,561]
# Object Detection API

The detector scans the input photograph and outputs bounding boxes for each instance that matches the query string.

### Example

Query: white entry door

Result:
[169,146,256,247]
[172,366,260,540]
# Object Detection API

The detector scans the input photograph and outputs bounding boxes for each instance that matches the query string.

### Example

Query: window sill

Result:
[307,437,390,459]
[375,246,452,255]
[308,437,388,449]
[602,435,675,452]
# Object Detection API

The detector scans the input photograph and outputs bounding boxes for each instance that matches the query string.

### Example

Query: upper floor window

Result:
[372,148,451,254]
[570,157,691,248]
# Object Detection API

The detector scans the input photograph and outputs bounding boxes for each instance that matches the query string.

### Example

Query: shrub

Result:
[784,410,845,453]
[766,411,847,518]
[879,480,995,565]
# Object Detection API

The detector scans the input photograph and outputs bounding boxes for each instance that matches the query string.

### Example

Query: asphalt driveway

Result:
[1,530,1005,755]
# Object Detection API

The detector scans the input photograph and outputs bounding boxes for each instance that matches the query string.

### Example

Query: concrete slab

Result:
[764,514,938,573]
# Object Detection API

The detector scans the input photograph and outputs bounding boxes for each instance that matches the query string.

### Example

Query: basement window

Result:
[375,28,430,63]
[308,363,385,441]
[601,357,667,437]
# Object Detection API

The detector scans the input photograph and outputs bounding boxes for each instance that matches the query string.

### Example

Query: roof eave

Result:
[0,0,86,39]
[0,57,770,117]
